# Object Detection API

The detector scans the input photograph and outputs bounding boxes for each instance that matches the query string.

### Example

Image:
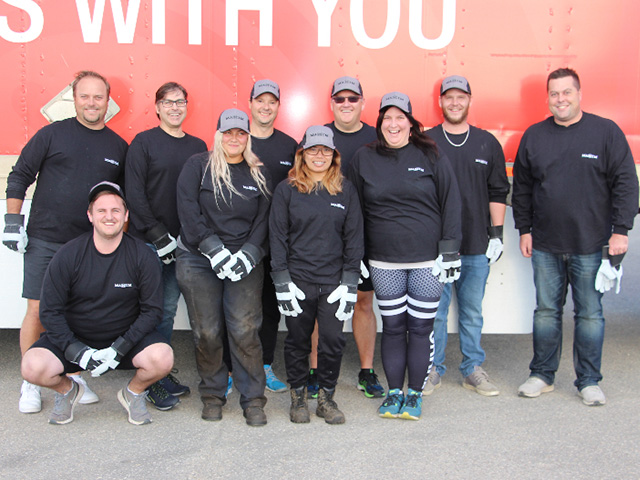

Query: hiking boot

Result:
[357,369,385,398]
[146,382,180,411]
[316,388,345,425]
[518,376,554,398]
[202,400,223,421]
[289,386,310,423]
[423,370,441,396]
[307,369,319,399]
[579,385,606,406]
[399,388,422,420]
[264,365,287,393]
[243,406,267,426]
[463,366,500,396]
[19,380,42,414]
[71,375,99,404]
[118,387,152,425]
[378,389,404,418]
[157,371,190,396]
[49,380,83,425]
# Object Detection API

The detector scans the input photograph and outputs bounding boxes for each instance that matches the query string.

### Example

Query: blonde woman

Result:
[176,109,270,426]
[269,126,364,424]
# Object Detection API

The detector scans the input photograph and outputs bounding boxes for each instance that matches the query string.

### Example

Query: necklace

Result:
[442,124,470,147]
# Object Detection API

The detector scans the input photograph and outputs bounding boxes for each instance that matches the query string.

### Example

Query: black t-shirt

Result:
[326,122,377,174]
[251,129,297,187]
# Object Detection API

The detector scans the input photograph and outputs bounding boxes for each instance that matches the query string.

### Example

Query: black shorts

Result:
[23,237,65,300]
[30,331,169,375]
[357,257,374,292]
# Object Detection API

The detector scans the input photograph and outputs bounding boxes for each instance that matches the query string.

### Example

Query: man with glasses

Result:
[125,82,207,410]
[247,79,298,393]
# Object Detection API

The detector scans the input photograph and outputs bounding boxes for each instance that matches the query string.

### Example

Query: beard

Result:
[443,105,469,125]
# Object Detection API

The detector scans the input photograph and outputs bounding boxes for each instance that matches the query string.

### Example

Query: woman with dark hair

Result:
[348,92,462,420]
[269,126,363,424]
[175,109,271,426]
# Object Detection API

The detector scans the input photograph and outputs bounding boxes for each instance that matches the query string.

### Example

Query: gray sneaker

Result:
[518,376,554,398]
[579,385,606,406]
[118,387,152,425]
[423,370,441,396]
[463,366,500,396]
[49,380,84,425]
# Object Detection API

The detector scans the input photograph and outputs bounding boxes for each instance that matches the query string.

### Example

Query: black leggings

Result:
[370,266,443,391]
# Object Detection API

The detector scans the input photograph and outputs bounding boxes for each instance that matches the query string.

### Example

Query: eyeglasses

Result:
[306,146,334,156]
[159,99,188,108]
[332,95,361,104]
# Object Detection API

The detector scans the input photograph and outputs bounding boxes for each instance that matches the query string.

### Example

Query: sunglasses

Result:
[332,95,362,104]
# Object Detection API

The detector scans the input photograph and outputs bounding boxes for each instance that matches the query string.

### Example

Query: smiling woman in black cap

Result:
[175,108,271,426]
[269,125,364,425]
[348,92,462,421]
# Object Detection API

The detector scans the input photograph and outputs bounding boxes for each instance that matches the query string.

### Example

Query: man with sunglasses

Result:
[319,76,383,399]
[125,82,207,410]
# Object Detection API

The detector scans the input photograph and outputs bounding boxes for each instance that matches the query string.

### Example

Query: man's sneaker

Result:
[316,388,345,425]
[243,406,267,426]
[307,369,319,399]
[378,388,404,418]
[518,376,554,398]
[226,375,233,397]
[157,372,190,396]
[579,385,606,406]
[146,382,180,411]
[118,387,152,425]
[357,369,385,398]
[264,364,287,393]
[423,370,441,396]
[463,366,500,396]
[71,375,99,404]
[19,380,42,414]
[399,388,422,420]
[49,380,83,425]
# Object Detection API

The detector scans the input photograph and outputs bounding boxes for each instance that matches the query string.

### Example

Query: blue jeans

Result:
[434,254,489,377]
[530,249,604,390]
[146,243,181,343]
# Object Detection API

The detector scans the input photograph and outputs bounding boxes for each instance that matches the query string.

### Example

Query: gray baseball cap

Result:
[300,125,335,150]
[331,76,363,96]
[440,75,471,95]
[217,109,250,133]
[250,79,280,100]
[379,92,412,115]
[88,181,126,207]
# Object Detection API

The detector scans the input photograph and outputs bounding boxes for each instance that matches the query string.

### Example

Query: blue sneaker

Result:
[146,382,180,411]
[399,388,422,420]
[225,375,233,397]
[307,369,319,399]
[378,389,404,418]
[358,369,386,398]
[156,372,190,396]
[264,365,287,393]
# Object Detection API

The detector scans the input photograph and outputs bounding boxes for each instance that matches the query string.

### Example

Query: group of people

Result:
[4,67,637,427]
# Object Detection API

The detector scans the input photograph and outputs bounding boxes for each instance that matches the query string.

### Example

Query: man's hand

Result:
[154,233,178,265]
[485,225,504,264]
[608,233,628,256]
[519,233,532,258]
[3,214,28,253]
[595,245,624,294]
[327,283,357,322]
[64,342,102,373]
[88,337,132,377]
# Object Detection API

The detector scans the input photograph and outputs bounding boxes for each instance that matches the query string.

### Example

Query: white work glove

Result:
[199,237,234,280]
[595,246,624,294]
[485,226,504,265]
[225,249,256,282]
[146,224,178,264]
[327,284,357,322]
[358,260,370,285]
[432,240,461,284]
[3,213,28,254]
[64,342,102,373]
[89,336,132,377]
[271,270,306,317]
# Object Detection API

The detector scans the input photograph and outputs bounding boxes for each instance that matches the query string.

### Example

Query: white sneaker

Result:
[71,375,100,404]
[19,380,42,413]
[517,376,554,398]
[579,385,606,406]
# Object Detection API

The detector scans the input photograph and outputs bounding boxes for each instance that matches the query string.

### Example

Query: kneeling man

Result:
[21,181,173,425]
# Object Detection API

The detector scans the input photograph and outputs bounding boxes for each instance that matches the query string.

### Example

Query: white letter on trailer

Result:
[350,0,400,50]
[76,0,106,43]
[110,0,141,43]
[409,0,455,50]
[311,0,338,47]
[76,0,140,43]
[189,0,202,45]
[226,0,272,46]
[152,0,165,44]
[0,0,44,42]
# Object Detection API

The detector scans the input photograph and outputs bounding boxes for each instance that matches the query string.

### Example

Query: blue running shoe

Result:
[378,389,404,418]
[307,369,319,399]
[399,388,422,420]
[225,375,233,397]
[358,369,386,398]
[264,365,287,392]
[146,382,180,411]
[157,372,190,396]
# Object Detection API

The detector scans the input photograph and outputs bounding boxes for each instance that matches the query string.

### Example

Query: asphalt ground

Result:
[2,243,639,479]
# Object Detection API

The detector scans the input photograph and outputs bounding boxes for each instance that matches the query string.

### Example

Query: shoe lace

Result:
[166,373,181,386]
[404,393,421,408]
[361,370,380,385]
[383,391,403,407]
[469,368,489,385]
[265,366,276,381]
[149,383,170,400]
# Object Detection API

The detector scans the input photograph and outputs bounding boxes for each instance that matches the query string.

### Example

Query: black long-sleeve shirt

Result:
[512,113,638,254]
[269,180,364,284]
[125,127,207,239]
[427,125,510,255]
[348,143,462,262]
[176,153,271,261]
[251,129,297,187]
[325,122,377,174]
[6,118,127,243]
[39,232,163,351]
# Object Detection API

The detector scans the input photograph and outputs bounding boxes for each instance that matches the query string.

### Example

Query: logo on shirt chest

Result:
[408,167,425,173]
[475,158,488,165]
[582,153,599,159]
[114,283,132,288]
[243,185,258,192]
[104,158,120,166]
[280,161,292,166]
[330,203,345,210]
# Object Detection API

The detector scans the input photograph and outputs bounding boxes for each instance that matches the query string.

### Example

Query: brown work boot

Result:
[316,388,345,425]
[290,386,310,424]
